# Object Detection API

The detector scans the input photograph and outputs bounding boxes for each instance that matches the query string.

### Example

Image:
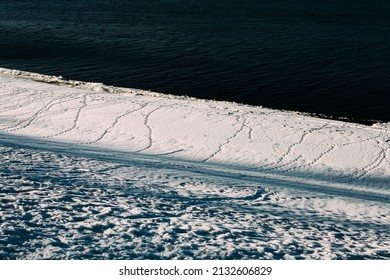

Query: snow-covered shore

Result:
[0,68,389,259]
[1,67,389,187]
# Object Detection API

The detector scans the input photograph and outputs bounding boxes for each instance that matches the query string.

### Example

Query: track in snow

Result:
[0,134,389,260]
[0,70,389,260]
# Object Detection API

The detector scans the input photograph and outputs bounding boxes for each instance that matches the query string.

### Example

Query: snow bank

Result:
[1,67,389,189]
[1,67,389,260]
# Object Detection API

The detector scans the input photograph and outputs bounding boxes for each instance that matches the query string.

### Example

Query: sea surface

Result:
[0,0,389,123]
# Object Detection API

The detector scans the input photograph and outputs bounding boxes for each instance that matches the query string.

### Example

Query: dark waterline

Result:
[1,0,389,124]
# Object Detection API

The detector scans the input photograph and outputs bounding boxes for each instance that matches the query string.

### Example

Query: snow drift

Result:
[0,67,389,259]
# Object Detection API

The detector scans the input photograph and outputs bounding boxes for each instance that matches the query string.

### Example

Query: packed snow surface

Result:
[0,68,389,259]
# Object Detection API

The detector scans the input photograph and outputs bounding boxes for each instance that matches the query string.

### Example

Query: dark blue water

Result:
[1,0,389,123]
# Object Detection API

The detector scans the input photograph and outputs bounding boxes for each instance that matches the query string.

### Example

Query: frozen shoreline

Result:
[1,67,389,186]
[1,67,386,125]
[1,67,389,259]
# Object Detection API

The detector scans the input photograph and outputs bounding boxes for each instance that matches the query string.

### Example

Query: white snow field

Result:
[0,68,389,260]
